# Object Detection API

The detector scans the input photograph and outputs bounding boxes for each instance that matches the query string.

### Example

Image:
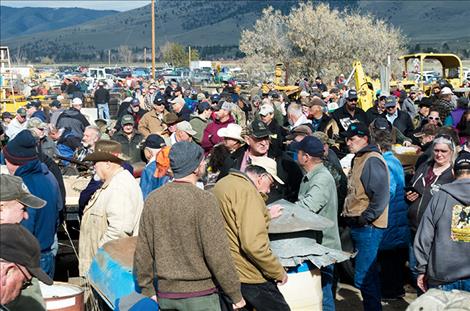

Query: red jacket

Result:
[201,114,235,154]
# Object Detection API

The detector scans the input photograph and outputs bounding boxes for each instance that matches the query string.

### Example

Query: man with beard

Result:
[332,90,367,154]
[74,125,101,162]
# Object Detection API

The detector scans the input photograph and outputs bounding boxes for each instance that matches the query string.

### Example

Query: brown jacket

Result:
[138,110,167,138]
[212,171,285,284]
[343,149,389,228]
[134,182,242,302]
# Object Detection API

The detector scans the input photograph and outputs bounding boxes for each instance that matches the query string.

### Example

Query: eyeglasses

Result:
[14,264,32,290]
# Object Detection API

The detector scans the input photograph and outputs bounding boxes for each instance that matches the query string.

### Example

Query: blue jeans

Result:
[321,264,336,311]
[435,278,470,291]
[350,225,384,311]
[97,103,110,120]
[40,250,56,279]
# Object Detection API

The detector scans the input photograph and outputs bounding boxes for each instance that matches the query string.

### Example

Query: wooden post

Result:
[188,46,191,68]
[144,48,147,67]
[151,0,156,80]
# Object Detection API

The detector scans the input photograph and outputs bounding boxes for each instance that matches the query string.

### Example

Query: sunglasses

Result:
[15,264,32,290]
[428,116,440,121]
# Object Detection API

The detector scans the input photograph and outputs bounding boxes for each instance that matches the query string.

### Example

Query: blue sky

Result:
[2,1,149,11]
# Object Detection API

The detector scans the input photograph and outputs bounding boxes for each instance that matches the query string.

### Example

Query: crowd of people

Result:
[1,74,469,311]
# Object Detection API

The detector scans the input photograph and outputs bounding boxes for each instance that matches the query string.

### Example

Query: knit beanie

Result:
[169,142,204,179]
[3,130,38,165]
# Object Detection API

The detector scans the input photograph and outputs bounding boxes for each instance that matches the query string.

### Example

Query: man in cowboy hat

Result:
[79,140,143,275]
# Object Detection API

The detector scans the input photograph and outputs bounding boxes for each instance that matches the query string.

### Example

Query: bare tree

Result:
[240,3,406,82]
[118,45,133,64]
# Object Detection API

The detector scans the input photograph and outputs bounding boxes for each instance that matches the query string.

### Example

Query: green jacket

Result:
[189,115,209,144]
[296,163,342,250]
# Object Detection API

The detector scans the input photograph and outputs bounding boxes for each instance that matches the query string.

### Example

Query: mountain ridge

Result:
[1,1,469,62]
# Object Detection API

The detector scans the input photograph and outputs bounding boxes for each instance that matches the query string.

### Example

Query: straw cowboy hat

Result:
[83,140,130,163]
[217,123,244,142]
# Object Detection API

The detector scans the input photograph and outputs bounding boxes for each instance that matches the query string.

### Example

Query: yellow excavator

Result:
[345,61,380,111]
[262,63,301,97]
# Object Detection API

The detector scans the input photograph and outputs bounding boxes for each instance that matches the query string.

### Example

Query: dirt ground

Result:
[336,282,417,311]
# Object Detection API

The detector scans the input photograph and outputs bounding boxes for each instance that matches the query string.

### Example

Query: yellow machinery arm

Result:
[352,61,378,111]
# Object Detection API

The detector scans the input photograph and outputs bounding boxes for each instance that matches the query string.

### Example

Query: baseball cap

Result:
[345,122,369,139]
[16,108,27,117]
[131,98,140,106]
[176,121,197,136]
[414,124,438,138]
[454,151,470,171]
[250,156,284,184]
[153,94,165,106]
[440,87,453,95]
[0,224,53,285]
[72,98,83,106]
[285,125,312,140]
[220,101,234,112]
[196,101,211,113]
[196,93,206,101]
[0,174,46,208]
[373,118,392,131]
[297,136,324,157]
[169,97,185,106]
[26,101,41,109]
[143,134,166,149]
[2,111,13,119]
[49,100,61,108]
[346,90,358,100]
[418,97,432,108]
[210,94,221,103]
[26,117,47,130]
[121,114,134,126]
[259,104,274,116]
[385,96,397,108]
[248,120,272,138]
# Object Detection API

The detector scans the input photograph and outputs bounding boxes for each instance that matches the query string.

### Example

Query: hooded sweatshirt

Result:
[16,160,62,251]
[414,178,470,286]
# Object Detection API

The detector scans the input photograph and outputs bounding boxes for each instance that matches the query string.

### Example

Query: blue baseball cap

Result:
[297,136,324,157]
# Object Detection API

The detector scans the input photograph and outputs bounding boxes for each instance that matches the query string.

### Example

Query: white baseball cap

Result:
[440,87,453,95]
[259,104,274,116]
[72,98,83,106]
[176,121,197,136]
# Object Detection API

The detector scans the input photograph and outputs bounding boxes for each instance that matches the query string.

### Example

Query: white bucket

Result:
[40,282,84,311]
[278,263,322,311]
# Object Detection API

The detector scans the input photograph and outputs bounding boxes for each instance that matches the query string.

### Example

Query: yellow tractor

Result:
[398,53,464,92]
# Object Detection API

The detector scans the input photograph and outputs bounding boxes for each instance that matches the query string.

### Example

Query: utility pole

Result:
[188,46,191,68]
[151,0,156,80]
[108,49,111,66]
[144,48,147,67]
